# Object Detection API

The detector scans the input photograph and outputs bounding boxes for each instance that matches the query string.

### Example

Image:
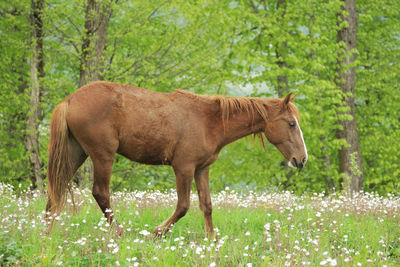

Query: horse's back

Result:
[65,81,171,126]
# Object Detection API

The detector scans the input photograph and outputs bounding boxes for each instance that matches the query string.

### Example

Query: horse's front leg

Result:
[153,165,194,237]
[194,166,215,239]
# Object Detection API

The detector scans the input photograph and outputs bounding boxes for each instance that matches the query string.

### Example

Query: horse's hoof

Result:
[150,228,165,239]
[112,225,123,237]
[207,232,216,241]
[116,228,123,237]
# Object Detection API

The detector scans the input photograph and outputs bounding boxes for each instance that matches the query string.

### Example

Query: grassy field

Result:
[1,183,400,266]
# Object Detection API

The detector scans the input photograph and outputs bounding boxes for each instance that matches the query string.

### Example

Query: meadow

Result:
[1,182,400,266]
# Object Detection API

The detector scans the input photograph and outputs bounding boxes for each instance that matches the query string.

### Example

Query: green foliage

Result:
[0,237,23,265]
[0,0,399,194]
[0,0,32,187]
[356,0,400,194]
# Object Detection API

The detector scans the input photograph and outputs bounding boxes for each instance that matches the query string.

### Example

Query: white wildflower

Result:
[139,230,151,236]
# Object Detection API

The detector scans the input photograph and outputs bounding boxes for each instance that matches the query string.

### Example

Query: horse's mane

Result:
[175,90,300,123]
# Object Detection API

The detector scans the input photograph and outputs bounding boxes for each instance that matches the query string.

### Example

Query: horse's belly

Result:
[117,139,172,165]
[119,151,166,165]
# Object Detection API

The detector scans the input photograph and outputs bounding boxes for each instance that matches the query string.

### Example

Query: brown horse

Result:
[46,81,307,237]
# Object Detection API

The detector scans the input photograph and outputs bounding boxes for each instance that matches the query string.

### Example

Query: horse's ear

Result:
[282,93,292,110]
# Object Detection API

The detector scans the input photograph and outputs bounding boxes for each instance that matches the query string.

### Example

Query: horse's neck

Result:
[216,109,265,148]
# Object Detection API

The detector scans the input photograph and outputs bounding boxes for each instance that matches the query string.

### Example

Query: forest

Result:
[1,0,399,195]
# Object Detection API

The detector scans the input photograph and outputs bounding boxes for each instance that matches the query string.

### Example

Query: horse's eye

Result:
[289,122,295,128]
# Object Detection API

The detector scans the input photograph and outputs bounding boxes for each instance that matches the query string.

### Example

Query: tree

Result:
[25,0,45,190]
[79,0,113,87]
[336,0,363,194]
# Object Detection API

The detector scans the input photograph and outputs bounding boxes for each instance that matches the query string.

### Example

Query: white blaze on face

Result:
[295,117,308,163]
[287,117,308,169]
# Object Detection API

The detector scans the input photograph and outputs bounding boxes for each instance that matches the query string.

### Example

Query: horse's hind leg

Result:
[90,153,122,235]
[67,116,121,234]
[153,165,195,237]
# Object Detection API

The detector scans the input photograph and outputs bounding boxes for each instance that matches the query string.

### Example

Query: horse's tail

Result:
[47,101,73,214]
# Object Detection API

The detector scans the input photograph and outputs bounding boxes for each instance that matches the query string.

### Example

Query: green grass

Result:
[1,183,400,266]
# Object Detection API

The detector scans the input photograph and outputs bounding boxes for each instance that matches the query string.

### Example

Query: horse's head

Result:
[264,93,308,169]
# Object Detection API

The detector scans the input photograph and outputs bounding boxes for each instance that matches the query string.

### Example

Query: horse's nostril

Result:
[302,157,306,164]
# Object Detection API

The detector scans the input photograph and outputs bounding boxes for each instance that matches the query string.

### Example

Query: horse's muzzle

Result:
[290,157,306,169]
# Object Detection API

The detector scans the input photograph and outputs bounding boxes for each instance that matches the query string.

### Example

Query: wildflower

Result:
[139,230,151,236]
[196,247,202,255]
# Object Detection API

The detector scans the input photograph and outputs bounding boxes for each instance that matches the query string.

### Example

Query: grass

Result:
[1,183,400,266]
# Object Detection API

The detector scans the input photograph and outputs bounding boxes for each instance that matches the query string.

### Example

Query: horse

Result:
[45,81,308,237]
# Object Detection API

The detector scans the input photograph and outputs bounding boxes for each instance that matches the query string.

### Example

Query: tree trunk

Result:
[26,0,45,191]
[75,0,113,186]
[79,0,113,87]
[336,0,364,195]
[275,0,289,97]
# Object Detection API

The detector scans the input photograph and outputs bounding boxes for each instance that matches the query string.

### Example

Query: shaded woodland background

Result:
[1,0,399,195]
